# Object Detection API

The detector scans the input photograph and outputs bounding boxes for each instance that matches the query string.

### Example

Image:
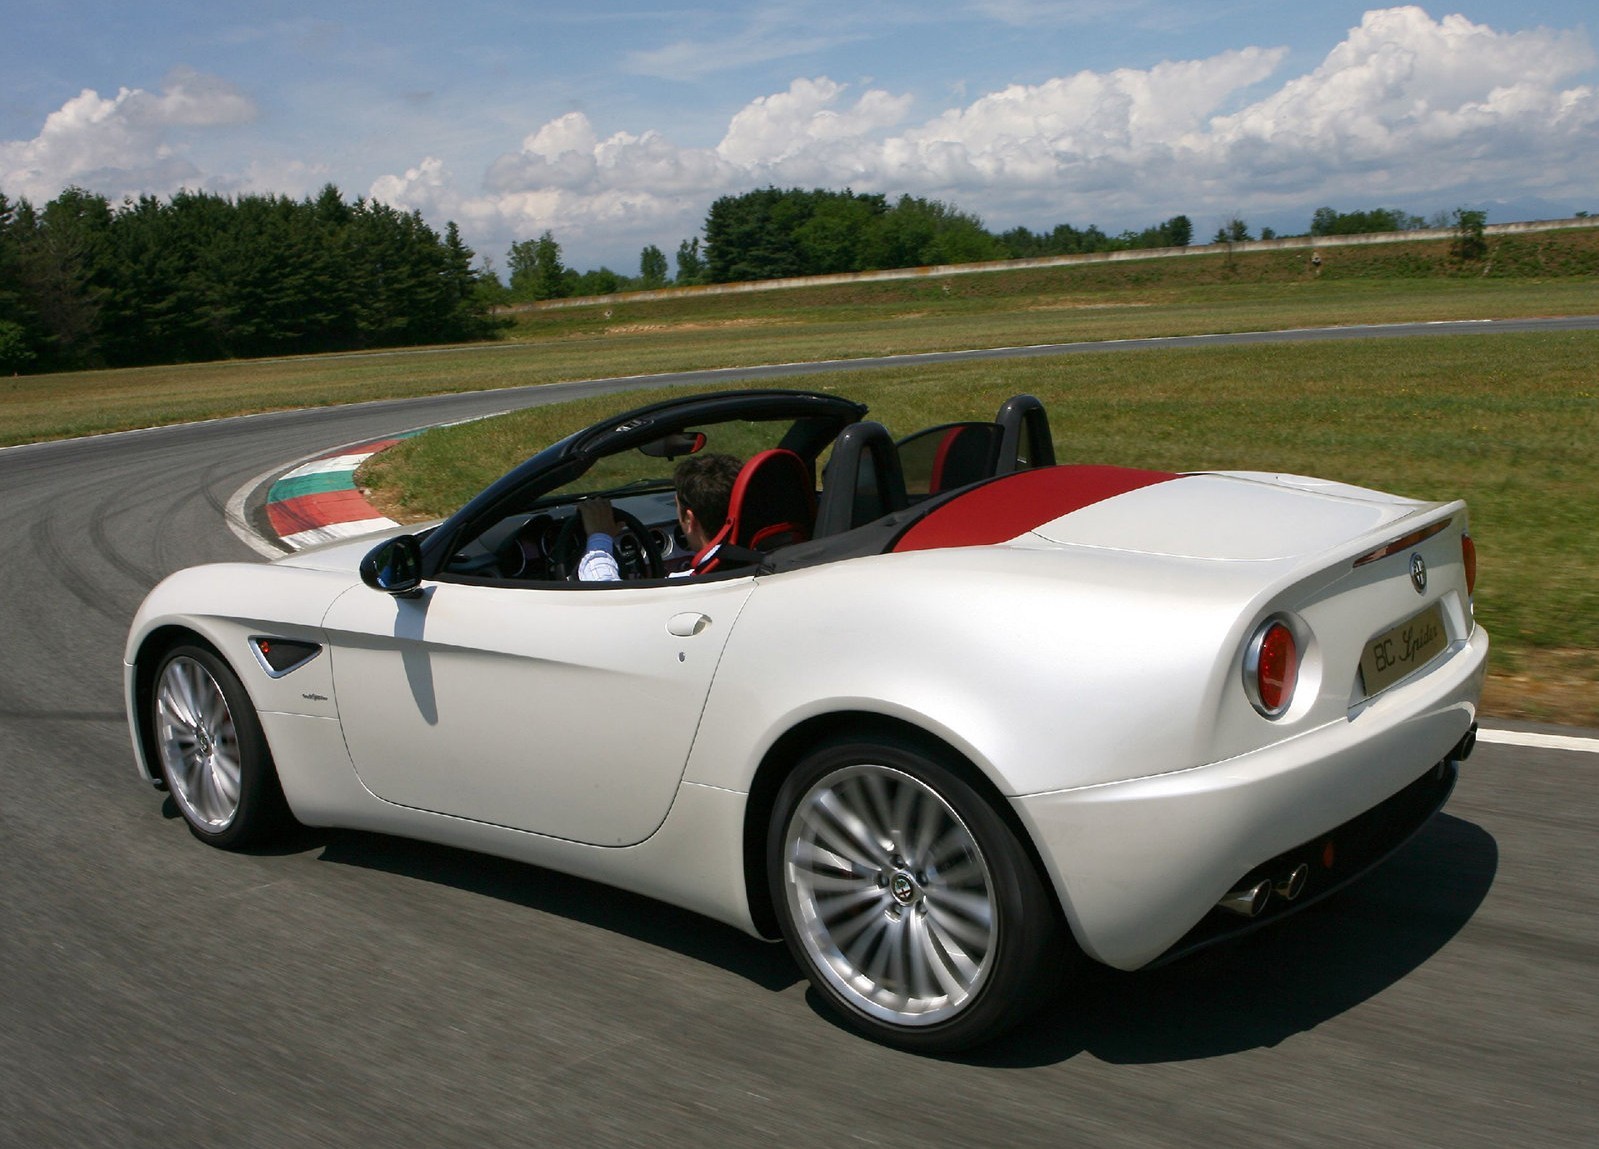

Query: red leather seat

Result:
[693,449,816,573]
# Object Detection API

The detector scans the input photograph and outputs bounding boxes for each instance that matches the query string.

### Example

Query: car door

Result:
[321,575,757,847]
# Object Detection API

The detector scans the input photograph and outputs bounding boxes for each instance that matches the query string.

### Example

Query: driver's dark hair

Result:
[675,453,742,533]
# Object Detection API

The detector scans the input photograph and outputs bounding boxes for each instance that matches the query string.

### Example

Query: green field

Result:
[9,233,1598,724]
[4,230,1597,447]
[361,328,1599,727]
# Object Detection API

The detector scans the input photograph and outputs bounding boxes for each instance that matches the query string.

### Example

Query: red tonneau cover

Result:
[891,465,1180,552]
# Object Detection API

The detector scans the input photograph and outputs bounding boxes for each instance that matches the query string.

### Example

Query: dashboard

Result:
[445,489,690,582]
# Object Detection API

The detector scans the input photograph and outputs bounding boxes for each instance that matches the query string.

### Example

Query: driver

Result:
[577,452,742,581]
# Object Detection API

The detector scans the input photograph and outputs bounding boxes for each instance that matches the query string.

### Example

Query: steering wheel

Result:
[552,506,665,580]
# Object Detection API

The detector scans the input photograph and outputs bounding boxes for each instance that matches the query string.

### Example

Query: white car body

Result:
[126,389,1487,1049]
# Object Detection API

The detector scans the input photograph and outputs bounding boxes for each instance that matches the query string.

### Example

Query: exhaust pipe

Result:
[1217,879,1272,918]
[1275,863,1309,901]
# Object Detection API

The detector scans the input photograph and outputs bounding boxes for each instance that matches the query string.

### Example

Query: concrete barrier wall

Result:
[499,217,1599,315]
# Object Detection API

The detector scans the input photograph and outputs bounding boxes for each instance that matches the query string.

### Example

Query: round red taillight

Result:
[1462,533,1477,598]
[1246,619,1299,718]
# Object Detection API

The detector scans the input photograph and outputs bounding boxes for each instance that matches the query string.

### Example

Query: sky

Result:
[2,3,1596,276]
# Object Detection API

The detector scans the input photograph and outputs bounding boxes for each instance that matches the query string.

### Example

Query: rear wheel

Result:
[769,737,1059,1051]
[150,645,289,849]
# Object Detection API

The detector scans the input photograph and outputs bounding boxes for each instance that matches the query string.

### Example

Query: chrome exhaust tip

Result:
[1275,863,1309,901]
[1217,879,1272,918]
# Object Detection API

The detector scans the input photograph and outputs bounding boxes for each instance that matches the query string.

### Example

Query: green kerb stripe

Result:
[269,472,356,501]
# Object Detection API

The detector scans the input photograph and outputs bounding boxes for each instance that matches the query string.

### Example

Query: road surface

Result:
[3,321,1595,1147]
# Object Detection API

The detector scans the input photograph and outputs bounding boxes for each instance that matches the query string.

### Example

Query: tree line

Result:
[2,174,1477,374]
[493,193,1464,304]
[1210,204,1474,244]
[0,185,498,374]
[495,188,1198,302]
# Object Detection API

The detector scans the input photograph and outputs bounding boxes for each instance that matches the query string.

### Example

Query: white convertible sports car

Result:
[126,388,1487,1050]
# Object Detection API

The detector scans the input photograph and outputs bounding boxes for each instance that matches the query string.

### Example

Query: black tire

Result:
[149,644,290,849]
[768,735,1060,1052]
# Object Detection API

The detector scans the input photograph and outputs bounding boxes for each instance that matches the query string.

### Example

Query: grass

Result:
[363,330,1599,728]
[9,229,1597,723]
[3,230,1597,447]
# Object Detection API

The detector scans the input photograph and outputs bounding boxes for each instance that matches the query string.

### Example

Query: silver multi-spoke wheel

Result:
[772,738,1061,1050]
[782,762,999,1028]
[155,655,244,832]
[147,645,288,848]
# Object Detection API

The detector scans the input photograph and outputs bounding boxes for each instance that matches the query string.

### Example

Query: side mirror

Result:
[360,535,424,597]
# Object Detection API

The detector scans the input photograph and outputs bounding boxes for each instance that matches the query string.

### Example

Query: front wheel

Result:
[768,737,1060,1051]
[150,644,290,849]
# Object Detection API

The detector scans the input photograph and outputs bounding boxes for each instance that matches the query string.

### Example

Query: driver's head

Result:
[674,452,741,543]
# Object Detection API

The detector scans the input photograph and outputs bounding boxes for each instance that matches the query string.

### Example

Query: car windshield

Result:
[439,413,830,583]
[537,416,804,503]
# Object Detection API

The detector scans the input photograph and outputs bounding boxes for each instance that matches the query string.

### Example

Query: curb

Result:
[264,435,415,550]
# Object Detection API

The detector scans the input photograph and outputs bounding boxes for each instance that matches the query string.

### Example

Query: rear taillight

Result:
[1462,533,1477,598]
[1245,619,1299,718]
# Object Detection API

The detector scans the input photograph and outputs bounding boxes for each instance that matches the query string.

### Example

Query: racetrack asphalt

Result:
[3,318,1596,1148]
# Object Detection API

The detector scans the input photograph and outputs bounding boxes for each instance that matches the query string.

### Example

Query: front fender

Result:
[123,563,360,780]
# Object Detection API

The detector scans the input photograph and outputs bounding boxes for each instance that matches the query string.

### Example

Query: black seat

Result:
[897,421,1003,496]
[897,394,1056,497]
[995,393,1056,471]
[815,422,908,536]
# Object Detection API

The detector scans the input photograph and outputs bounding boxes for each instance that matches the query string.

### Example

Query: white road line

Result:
[1477,727,1599,754]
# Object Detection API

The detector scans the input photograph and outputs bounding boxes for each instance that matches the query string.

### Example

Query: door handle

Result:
[667,612,711,637]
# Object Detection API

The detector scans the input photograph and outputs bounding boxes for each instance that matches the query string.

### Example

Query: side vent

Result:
[248,637,323,678]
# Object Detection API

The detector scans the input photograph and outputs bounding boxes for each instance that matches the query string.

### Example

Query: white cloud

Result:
[398,6,1593,263]
[370,155,453,206]
[1203,6,1598,193]
[6,8,1595,270]
[380,45,1295,255]
[717,78,914,168]
[0,68,256,204]
[485,113,604,192]
[384,127,733,270]
[893,49,1286,184]
[128,66,257,128]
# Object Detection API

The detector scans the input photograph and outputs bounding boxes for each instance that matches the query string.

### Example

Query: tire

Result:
[149,644,290,849]
[768,736,1060,1052]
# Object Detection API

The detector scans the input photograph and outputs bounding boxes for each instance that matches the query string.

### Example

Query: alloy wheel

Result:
[781,762,998,1027]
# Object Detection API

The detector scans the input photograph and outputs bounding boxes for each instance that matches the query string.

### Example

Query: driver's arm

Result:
[577,498,622,583]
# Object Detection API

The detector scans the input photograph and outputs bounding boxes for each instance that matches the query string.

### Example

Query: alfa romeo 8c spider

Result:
[126,388,1486,1050]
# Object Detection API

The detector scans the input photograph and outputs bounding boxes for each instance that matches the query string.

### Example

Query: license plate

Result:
[1360,602,1449,696]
